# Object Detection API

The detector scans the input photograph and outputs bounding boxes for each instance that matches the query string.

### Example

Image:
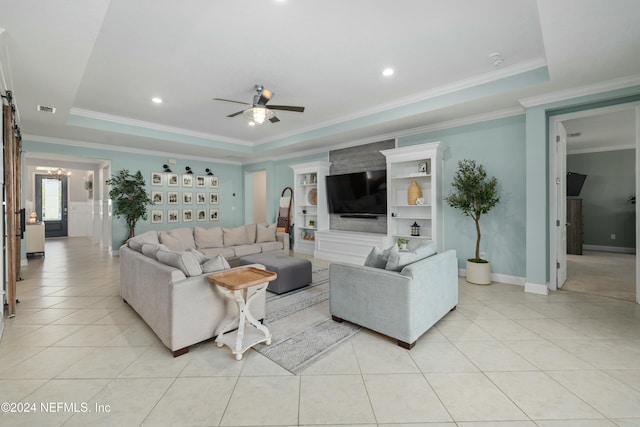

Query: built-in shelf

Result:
[291,161,330,256]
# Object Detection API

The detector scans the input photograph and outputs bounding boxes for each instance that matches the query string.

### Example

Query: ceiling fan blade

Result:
[213,98,251,106]
[266,105,305,113]
[257,88,274,106]
[226,109,246,118]
[269,116,280,123]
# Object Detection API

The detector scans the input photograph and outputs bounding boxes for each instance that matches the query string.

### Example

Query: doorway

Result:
[549,102,639,303]
[35,174,68,238]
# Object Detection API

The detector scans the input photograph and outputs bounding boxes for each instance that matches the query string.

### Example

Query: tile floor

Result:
[1,238,640,426]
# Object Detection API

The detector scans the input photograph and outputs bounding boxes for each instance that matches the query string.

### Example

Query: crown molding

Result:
[22,134,243,165]
[519,74,640,108]
[253,59,545,146]
[567,143,635,155]
[69,108,253,147]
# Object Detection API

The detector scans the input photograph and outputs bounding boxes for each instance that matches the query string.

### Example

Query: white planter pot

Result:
[466,260,491,285]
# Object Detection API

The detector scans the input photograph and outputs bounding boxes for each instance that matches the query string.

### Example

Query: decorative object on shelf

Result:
[309,220,315,228]
[418,161,427,174]
[410,222,420,236]
[105,169,153,243]
[308,188,318,205]
[407,181,422,205]
[162,164,172,173]
[206,168,214,176]
[445,159,500,285]
[310,174,316,184]
[397,237,409,251]
[416,197,425,206]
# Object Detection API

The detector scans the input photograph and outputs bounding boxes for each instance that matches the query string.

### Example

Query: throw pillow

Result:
[385,240,437,271]
[364,245,393,269]
[169,227,196,250]
[186,248,208,263]
[245,224,257,244]
[201,255,231,273]
[141,243,169,260]
[127,230,159,252]
[156,249,202,277]
[159,231,185,252]
[256,223,277,243]
[222,225,250,247]
[194,226,224,249]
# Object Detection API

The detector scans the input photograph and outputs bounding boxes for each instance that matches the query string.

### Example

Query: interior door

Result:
[35,174,68,238]
[556,122,568,288]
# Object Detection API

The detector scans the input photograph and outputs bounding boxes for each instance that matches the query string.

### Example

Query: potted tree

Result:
[106,169,153,243]
[445,159,500,285]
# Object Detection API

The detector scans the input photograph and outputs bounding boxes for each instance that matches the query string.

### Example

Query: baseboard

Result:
[524,282,549,295]
[582,244,636,254]
[458,269,525,287]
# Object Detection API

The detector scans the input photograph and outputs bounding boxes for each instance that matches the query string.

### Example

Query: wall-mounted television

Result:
[567,172,587,197]
[326,170,387,218]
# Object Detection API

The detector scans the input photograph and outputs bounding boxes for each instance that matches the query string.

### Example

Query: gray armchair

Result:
[330,249,458,349]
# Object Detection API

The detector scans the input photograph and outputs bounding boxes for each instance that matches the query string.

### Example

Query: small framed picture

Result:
[182,174,193,187]
[418,160,431,174]
[151,209,163,224]
[167,209,179,223]
[209,176,219,189]
[151,191,163,205]
[196,175,206,188]
[209,192,219,205]
[182,209,193,222]
[167,173,179,187]
[209,208,219,221]
[196,209,207,222]
[151,172,163,186]
[167,191,179,205]
[182,192,193,204]
[196,192,206,204]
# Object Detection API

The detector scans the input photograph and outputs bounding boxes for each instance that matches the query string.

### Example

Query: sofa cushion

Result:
[159,231,185,252]
[169,227,196,250]
[194,226,224,249]
[141,243,169,260]
[201,255,231,273]
[128,230,159,252]
[223,226,250,246]
[233,244,262,257]
[156,249,203,277]
[256,223,277,243]
[364,245,393,269]
[259,241,283,253]
[245,224,257,244]
[199,247,236,259]
[385,240,437,271]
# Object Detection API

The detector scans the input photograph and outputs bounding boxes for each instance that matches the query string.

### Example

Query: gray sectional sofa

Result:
[119,223,289,356]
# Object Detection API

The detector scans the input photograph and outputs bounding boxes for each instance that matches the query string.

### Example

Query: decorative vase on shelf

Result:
[407,181,422,205]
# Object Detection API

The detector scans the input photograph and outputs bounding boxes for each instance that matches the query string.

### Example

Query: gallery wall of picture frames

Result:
[149,171,220,225]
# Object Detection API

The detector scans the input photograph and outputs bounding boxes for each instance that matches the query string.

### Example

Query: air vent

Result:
[37,105,56,114]
[567,132,581,138]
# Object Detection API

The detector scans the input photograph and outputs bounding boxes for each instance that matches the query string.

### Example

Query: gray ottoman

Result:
[238,253,312,294]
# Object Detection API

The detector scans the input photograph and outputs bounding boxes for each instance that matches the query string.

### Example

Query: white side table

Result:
[208,267,277,360]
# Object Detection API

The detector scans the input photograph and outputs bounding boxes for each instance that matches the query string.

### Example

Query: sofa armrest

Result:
[276,232,290,252]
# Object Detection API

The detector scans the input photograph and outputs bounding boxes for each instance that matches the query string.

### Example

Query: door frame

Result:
[548,101,640,303]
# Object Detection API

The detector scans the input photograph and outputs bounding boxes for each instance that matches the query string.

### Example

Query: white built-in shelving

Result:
[291,161,329,255]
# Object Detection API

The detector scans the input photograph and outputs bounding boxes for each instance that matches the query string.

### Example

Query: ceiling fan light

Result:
[245,107,274,125]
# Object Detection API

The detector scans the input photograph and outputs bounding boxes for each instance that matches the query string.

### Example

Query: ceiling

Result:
[1,0,639,164]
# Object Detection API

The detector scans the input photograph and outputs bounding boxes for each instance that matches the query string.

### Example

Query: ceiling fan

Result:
[213,84,305,125]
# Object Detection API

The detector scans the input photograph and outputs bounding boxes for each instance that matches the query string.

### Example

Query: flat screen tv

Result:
[567,172,587,197]
[326,170,387,217]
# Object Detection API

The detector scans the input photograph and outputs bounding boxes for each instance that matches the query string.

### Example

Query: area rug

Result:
[253,265,361,374]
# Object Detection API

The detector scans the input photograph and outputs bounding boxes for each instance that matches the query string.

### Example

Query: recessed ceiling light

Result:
[248,121,256,127]
[382,68,394,77]
[151,97,163,104]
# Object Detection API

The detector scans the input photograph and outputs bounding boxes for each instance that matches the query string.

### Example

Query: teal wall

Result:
[400,115,527,277]
[22,140,244,251]
[568,149,636,249]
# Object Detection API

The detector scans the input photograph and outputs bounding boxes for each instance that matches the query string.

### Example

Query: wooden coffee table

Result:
[207,267,277,360]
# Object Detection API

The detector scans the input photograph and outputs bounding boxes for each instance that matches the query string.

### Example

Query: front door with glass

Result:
[35,174,68,238]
